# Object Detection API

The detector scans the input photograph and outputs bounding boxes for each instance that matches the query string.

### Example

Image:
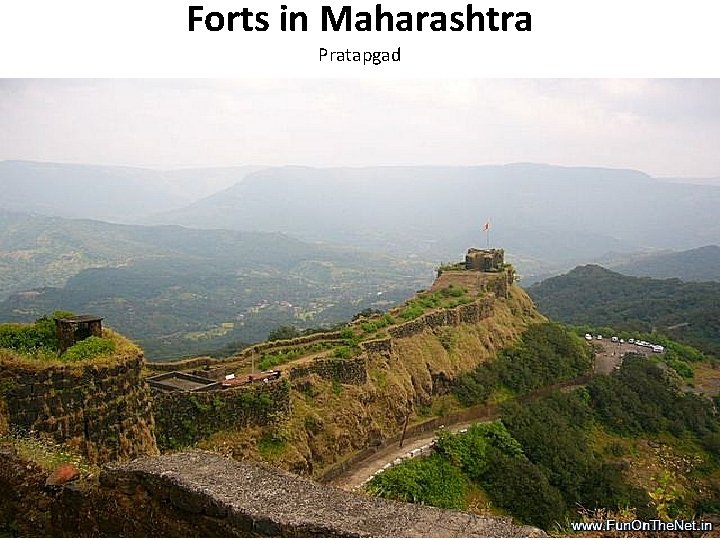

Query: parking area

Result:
[591,337,664,375]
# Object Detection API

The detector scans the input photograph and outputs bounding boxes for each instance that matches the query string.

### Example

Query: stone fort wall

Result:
[147,331,346,373]
[388,296,495,340]
[0,352,157,464]
[0,449,541,537]
[148,294,501,453]
[151,380,291,450]
[288,357,368,386]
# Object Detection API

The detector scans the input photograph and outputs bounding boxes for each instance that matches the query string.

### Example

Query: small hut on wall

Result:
[54,315,103,353]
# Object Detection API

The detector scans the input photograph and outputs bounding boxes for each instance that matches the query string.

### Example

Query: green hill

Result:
[527,265,720,355]
[0,211,433,359]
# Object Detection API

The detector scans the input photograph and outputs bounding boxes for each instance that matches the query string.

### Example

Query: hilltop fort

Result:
[0,248,544,536]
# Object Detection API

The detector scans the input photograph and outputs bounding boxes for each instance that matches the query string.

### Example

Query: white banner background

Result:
[1,0,719,77]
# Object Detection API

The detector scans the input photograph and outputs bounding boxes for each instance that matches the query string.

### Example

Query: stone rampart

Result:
[388,297,496,341]
[0,352,157,464]
[360,337,393,357]
[289,357,367,386]
[388,317,427,339]
[147,331,345,372]
[146,355,218,372]
[0,448,542,537]
[152,380,290,450]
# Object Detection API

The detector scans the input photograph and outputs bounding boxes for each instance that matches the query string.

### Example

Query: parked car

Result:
[585,333,593,341]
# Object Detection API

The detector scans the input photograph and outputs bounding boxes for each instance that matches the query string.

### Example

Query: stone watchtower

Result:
[465,248,505,272]
[54,315,103,353]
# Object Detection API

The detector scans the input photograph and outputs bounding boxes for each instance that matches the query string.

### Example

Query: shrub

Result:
[400,304,425,321]
[361,321,379,334]
[61,337,116,361]
[0,311,78,356]
[258,432,287,458]
[333,345,356,359]
[435,422,523,482]
[339,328,356,340]
[366,453,468,509]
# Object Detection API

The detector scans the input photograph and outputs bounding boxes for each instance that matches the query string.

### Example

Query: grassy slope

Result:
[195,278,544,475]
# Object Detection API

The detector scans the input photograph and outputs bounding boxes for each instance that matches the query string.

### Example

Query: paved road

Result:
[328,378,587,490]
[330,411,501,491]
[330,339,663,491]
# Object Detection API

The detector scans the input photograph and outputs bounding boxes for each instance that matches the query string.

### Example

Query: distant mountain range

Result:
[4,161,720,280]
[660,176,720,186]
[0,160,259,221]
[528,265,720,356]
[604,245,720,282]
[149,163,720,278]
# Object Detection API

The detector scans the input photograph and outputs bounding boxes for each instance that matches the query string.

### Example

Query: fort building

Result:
[54,314,103,353]
[465,248,504,272]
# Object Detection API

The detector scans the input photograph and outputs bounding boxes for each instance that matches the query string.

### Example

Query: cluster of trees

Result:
[366,420,575,530]
[370,340,720,530]
[588,354,720,450]
[498,357,720,525]
[499,391,651,527]
[454,322,592,406]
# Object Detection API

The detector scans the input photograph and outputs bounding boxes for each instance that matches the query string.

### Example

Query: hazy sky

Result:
[1,79,719,177]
